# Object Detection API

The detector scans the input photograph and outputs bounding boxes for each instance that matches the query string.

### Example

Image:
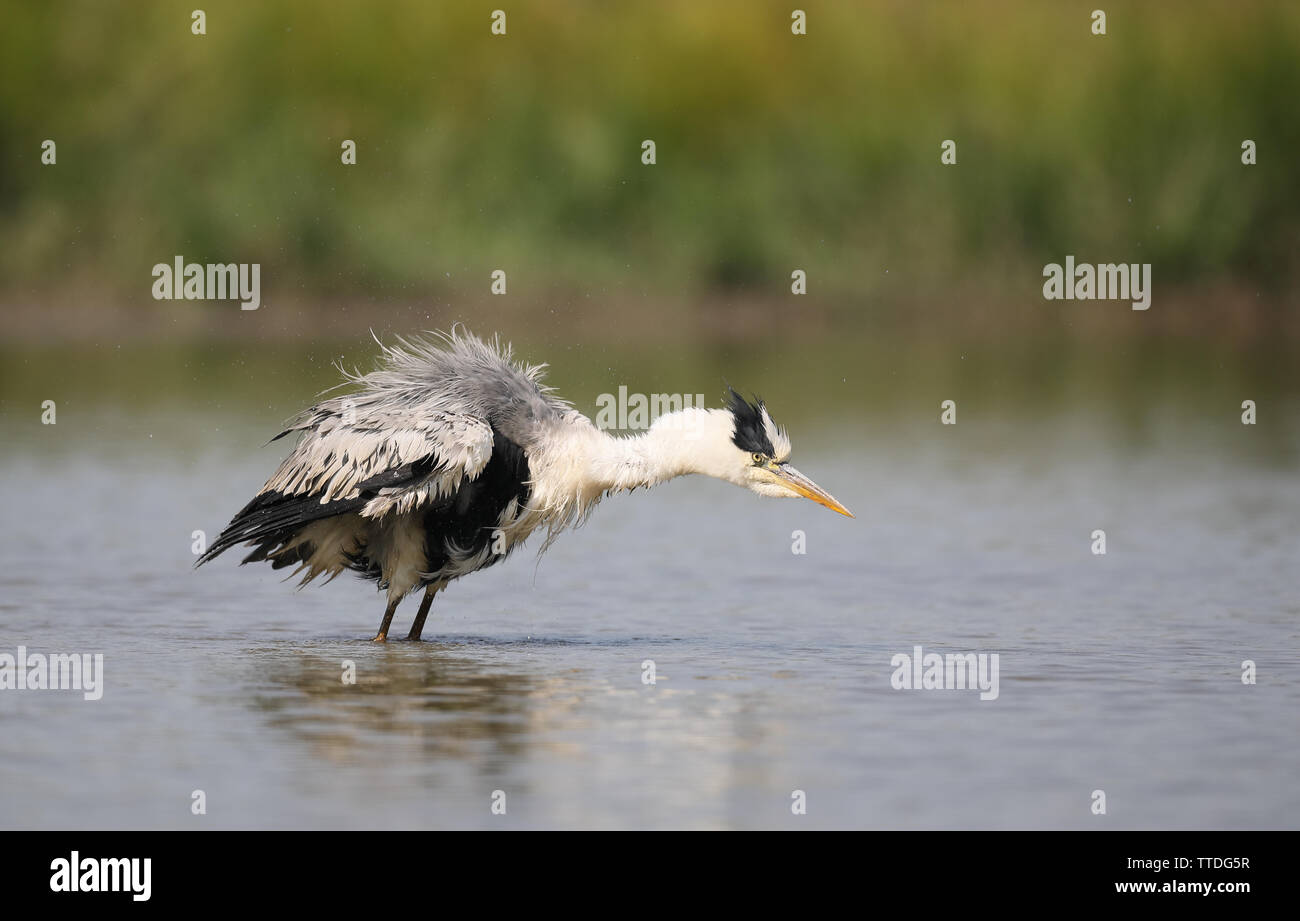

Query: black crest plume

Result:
[725,386,775,455]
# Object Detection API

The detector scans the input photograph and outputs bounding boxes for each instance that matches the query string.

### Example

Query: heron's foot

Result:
[371,632,388,643]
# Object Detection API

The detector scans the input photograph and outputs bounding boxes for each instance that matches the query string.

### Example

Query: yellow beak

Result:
[769,463,854,518]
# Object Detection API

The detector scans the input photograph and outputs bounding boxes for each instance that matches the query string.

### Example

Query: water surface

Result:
[1,342,1297,829]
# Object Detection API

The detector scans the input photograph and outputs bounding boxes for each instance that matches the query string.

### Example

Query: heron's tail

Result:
[195,488,369,569]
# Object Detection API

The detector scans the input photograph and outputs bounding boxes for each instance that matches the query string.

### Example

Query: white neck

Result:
[588,407,741,493]
[519,407,746,544]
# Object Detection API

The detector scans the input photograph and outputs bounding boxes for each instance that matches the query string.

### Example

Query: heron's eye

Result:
[751,452,765,465]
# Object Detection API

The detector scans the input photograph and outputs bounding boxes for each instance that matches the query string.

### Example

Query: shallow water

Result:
[1,346,1298,829]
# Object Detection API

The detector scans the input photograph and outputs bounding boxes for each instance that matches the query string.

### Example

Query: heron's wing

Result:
[197,404,496,565]
[264,406,496,512]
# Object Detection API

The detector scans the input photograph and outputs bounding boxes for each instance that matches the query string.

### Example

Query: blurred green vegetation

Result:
[1,1,1298,332]
[3,336,1298,470]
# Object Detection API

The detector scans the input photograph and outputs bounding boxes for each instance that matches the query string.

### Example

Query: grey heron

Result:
[197,329,852,640]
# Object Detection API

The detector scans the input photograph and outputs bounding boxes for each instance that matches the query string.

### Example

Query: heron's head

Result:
[701,388,854,517]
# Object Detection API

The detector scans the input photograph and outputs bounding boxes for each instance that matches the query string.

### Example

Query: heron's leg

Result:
[406,585,440,641]
[372,596,400,643]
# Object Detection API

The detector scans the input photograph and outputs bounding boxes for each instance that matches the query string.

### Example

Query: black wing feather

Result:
[195,454,440,567]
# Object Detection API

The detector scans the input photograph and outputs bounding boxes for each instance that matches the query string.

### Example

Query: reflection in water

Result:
[231,638,823,827]
[248,646,542,767]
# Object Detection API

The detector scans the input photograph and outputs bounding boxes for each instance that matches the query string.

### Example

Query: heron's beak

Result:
[769,463,855,518]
